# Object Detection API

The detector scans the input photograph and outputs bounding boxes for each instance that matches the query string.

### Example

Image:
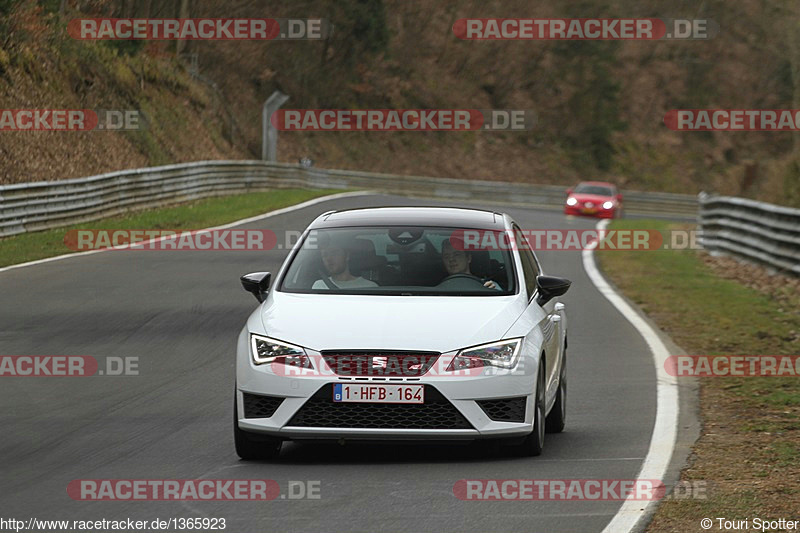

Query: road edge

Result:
[584,218,699,533]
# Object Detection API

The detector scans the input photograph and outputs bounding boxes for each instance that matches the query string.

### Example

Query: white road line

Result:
[0,191,373,274]
[583,219,679,533]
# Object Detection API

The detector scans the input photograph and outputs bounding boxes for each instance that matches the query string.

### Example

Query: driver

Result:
[312,235,378,290]
[441,239,500,290]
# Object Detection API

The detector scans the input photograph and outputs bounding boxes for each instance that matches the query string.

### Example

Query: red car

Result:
[563,181,623,219]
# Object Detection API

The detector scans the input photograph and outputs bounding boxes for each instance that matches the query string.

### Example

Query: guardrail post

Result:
[697,191,708,250]
[262,91,290,161]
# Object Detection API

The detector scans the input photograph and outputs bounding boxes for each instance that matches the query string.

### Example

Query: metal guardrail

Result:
[0,160,699,238]
[699,192,800,275]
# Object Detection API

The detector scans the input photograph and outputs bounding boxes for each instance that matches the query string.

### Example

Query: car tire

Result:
[546,349,566,433]
[517,362,546,456]
[234,392,282,460]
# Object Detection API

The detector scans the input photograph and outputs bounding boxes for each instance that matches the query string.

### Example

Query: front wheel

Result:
[546,350,566,433]
[517,362,546,456]
[234,392,282,460]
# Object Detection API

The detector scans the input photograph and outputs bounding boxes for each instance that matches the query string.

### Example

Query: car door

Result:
[514,225,562,402]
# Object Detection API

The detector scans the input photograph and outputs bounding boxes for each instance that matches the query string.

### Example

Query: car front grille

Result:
[287,384,473,429]
[476,397,527,423]
[320,350,440,377]
[242,393,284,418]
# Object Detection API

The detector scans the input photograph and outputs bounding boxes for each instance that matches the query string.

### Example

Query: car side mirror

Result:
[616,194,623,202]
[535,275,571,306]
[566,187,573,196]
[241,272,271,303]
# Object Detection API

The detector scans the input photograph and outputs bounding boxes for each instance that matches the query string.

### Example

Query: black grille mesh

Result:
[243,393,284,418]
[287,384,472,429]
[476,397,527,423]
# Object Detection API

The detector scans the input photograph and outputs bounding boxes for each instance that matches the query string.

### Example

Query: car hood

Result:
[259,291,525,353]
[570,193,613,203]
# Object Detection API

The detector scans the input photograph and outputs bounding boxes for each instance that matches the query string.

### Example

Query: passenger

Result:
[441,239,500,290]
[312,237,378,290]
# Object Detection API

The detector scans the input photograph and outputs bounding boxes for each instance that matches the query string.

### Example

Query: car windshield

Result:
[280,226,516,296]
[574,184,614,196]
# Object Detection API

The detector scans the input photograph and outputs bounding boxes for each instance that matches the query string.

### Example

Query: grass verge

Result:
[596,219,800,531]
[0,189,343,268]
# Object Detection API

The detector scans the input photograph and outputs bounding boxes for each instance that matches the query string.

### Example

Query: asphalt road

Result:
[0,194,658,533]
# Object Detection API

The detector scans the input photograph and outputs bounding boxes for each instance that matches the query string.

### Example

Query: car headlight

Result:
[566,197,578,206]
[250,334,312,368]
[602,201,614,209]
[446,338,523,371]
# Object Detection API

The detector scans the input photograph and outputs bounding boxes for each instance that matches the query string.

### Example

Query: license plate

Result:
[333,383,424,404]
[582,207,598,214]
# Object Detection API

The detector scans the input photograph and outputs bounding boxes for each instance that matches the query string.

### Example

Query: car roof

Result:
[310,206,508,230]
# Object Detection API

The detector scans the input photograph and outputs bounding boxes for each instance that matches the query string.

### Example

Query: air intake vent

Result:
[476,397,526,423]
[242,393,284,418]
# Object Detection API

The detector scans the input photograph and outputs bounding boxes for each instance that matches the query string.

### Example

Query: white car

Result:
[235,207,571,459]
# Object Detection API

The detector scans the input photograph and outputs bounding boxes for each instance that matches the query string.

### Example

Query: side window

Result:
[514,226,539,298]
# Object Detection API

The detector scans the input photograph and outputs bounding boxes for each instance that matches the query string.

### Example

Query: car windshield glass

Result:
[574,184,613,196]
[280,227,516,296]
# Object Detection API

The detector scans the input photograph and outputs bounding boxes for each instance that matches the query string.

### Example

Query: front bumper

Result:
[236,341,537,441]
[564,205,616,218]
